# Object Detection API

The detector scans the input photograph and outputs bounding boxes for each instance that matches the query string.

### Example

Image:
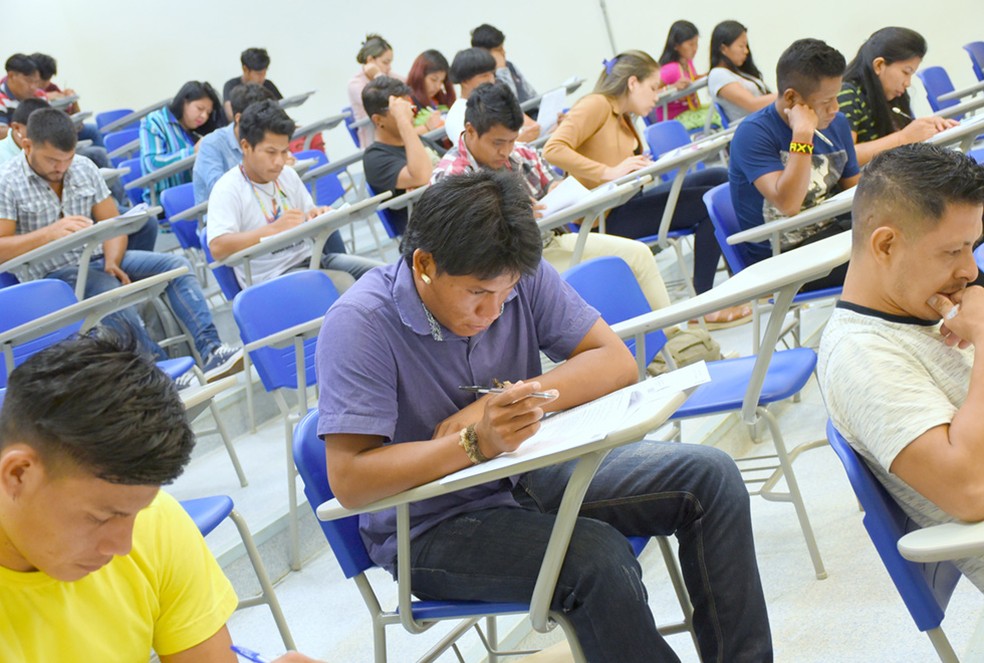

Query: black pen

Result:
[459,385,556,399]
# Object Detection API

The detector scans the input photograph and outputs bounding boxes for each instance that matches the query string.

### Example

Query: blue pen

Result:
[230,645,272,663]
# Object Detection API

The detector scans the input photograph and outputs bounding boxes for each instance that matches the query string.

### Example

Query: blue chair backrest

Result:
[232,270,340,393]
[295,149,345,207]
[365,183,406,239]
[198,227,242,301]
[825,421,961,631]
[160,183,201,251]
[0,388,4,408]
[103,128,140,167]
[703,183,757,274]
[0,273,19,289]
[0,280,81,387]
[95,108,135,131]
[341,106,361,148]
[964,42,984,82]
[643,120,702,182]
[293,408,375,578]
[562,257,667,365]
[917,66,959,114]
[119,157,147,207]
[713,101,731,130]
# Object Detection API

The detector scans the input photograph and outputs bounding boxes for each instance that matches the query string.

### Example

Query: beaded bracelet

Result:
[459,424,489,464]
[789,141,814,154]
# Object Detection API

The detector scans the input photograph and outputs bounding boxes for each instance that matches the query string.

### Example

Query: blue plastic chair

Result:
[294,149,345,207]
[917,66,962,115]
[292,409,691,662]
[703,183,841,350]
[713,101,731,130]
[103,128,140,167]
[365,183,407,239]
[232,270,342,570]
[825,422,961,661]
[0,273,18,289]
[119,156,147,208]
[564,256,827,578]
[341,105,361,148]
[964,42,984,82]
[643,120,706,182]
[180,495,296,650]
[160,183,203,250]
[199,226,242,301]
[95,108,135,132]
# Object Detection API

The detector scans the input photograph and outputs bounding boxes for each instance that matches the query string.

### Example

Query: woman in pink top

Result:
[348,34,396,147]
[653,20,719,130]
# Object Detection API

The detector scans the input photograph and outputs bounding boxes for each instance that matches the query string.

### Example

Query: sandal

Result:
[689,304,754,330]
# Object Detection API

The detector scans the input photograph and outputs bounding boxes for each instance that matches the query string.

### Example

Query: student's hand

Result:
[424,112,444,130]
[601,154,651,181]
[900,116,958,144]
[518,122,540,142]
[271,653,327,663]
[928,286,984,348]
[46,215,92,240]
[531,198,546,220]
[363,62,382,80]
[103,261,131,285]
[270,209,306,232]
[388,96,416,127]
[307,206,333,220]
[474,381,559,458]
[784,103,819,138]
[433,393,495,439]
[555,110,567,128]
[674,79,691,91]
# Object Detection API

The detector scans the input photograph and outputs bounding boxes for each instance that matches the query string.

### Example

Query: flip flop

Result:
[689,304,754,330]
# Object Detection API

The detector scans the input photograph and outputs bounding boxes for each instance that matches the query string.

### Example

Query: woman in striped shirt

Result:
[139,80,223,202]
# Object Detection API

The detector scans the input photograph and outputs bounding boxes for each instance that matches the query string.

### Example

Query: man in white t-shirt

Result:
[207,100,382,288]
[817,143,984,589]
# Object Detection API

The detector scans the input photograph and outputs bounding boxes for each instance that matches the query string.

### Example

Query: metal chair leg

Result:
[208,398,248,487]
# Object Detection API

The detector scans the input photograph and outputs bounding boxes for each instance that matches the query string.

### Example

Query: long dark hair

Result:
[658,20,699,66]
[709,20,768,94]
[406,49,456,108]
[167,80,224,136]
[843,27,926,138]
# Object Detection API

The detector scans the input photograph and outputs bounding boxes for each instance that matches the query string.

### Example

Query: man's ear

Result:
[0,446,44,500]
[20,137,32,157]
[869,224,900,264]
[781,87,799,106]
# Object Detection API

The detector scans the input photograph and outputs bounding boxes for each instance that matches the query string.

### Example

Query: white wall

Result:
[2,0,981,157]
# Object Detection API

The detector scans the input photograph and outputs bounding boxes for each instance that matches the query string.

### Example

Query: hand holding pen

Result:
[473,381,559,458]
[231,644,327,663]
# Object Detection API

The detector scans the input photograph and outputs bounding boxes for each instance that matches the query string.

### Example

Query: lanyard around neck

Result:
[239,164,289,224]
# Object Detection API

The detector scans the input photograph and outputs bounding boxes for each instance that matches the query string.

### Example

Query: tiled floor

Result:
[172,226,984,662]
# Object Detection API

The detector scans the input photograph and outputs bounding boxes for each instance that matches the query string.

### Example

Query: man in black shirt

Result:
[222,48,282,120]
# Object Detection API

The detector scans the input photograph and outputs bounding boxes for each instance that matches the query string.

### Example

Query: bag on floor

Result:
[647,327,722,376]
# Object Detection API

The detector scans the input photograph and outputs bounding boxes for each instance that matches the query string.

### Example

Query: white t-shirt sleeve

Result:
[203,169,244,242]
[281,166,315,214]
[823,330,958,472]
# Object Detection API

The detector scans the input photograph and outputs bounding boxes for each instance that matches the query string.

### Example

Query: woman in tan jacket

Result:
[544,50,750,325]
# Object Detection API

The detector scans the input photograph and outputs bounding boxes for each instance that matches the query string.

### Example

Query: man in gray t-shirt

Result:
[818,143,984,589]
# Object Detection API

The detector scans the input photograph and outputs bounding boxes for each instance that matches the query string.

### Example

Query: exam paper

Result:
[535,87,567,135]
[439,362,711,485]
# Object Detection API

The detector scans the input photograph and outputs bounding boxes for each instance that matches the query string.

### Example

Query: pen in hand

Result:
[230,645,272,663]
[813,129,834,147]
[459,385,556,399]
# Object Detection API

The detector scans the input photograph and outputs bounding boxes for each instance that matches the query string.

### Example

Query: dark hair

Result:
[450,48,496,85]
[471,24,506,50]
[844,27,927,139]
[776,38,846,97]
[11,97,50,125]
[238,99,296,147]
[167,80,224,135]
[28,52,57,80]
[658,20,699,66]
[594,50,660,100]
[406,50,456,108]
[401,170,542,279]
[4,53,38,76]
[0,332,194,485]
[709,21,768,93]
[465,82,523,135]
[356,34,392,64]
[228,82,275,118]
[362,76,413,118]
[241,47,271,72]
[25,107,76,151]
[853,143,984,243]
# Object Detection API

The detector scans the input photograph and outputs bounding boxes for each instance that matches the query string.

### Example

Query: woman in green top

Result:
[839,27,955,166]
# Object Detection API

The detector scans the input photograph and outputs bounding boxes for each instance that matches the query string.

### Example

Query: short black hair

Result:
[0,332,194,485]
[28,52,56,80]
[238,99,296,147]
[228,82,275,117]
[853,143,984,243]
[11,97,49,125]
[401,170,542,279]
[241,47,271,72]
[5,53,38,76]
[362,75,413,118]
[167,80,224,135]
[465,82,523,135]
[450,48,497,85]
[471,24,505,50]
[776,38,846,97]
[25,107,76,151]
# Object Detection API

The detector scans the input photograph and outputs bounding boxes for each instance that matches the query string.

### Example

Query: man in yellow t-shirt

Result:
[0,333,321,663]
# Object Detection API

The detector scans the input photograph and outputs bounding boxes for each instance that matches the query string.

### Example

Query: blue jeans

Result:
[319,230,382,279]
[409,441,772,663]
[77,122,105,148]
[47,251,221,362]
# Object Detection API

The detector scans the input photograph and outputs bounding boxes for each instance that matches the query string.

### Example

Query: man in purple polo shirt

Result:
[316,170,772,662]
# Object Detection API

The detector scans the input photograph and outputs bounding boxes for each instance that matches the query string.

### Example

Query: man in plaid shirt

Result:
[432,82,671,310]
